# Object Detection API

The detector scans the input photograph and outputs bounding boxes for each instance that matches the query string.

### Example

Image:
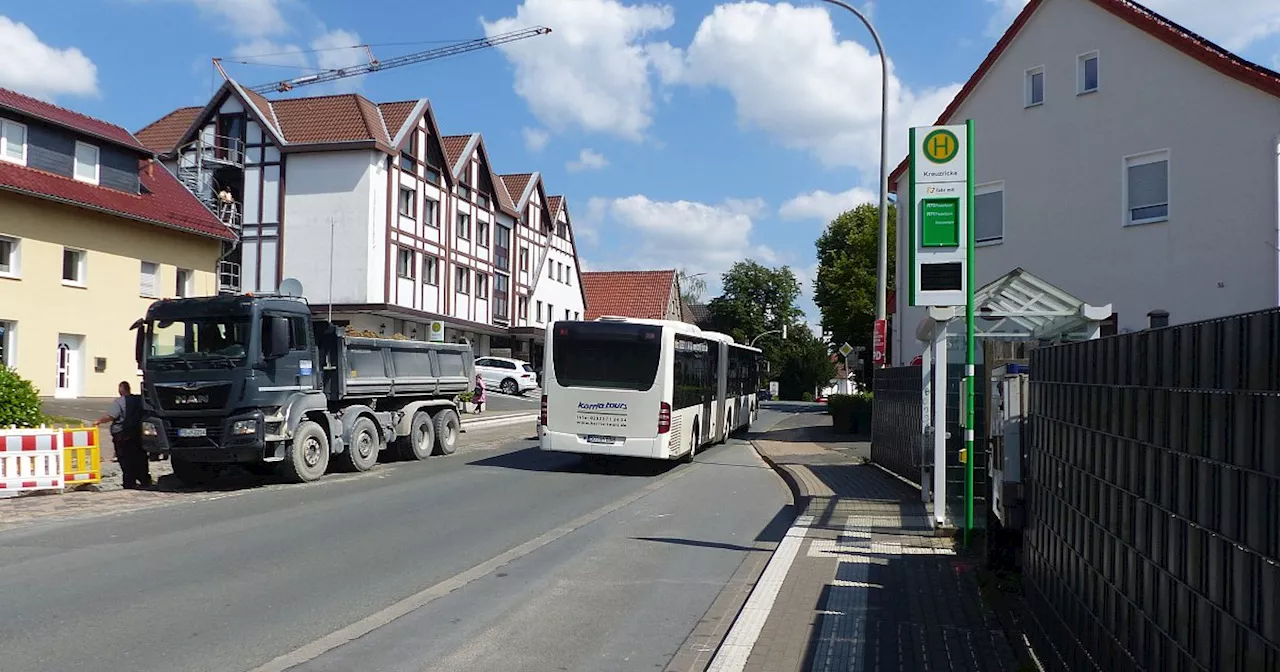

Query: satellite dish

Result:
[279,277,304,297]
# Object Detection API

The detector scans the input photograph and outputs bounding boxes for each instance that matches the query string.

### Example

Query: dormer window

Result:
[1,119,26,165]
[74,141,99,185]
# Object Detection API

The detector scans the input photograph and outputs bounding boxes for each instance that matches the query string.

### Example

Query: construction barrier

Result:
[62,426,101,486]
[0,428,65,493]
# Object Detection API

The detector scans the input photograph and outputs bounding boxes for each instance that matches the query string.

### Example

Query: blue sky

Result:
[3,0,1279,330]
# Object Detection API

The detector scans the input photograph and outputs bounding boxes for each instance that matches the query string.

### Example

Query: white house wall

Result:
[280,150,382,305]
[892,0,1280,364]
[530,207,585,323]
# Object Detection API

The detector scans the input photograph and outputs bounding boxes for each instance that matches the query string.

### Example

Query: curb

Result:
[748,438,812,513]
[461,412,538,432]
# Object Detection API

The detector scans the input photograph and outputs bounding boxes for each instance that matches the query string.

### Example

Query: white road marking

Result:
[705,515,813,672]
[247,459,699,672]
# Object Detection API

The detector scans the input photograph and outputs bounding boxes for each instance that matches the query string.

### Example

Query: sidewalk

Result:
[717,410,1026,672]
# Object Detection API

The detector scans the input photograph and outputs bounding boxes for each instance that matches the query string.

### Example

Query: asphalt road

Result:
[0,409,791,672]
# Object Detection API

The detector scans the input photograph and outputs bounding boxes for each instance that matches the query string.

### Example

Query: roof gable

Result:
[888,0,1280,185]
[582,270,678,320]
[0,87,151,154]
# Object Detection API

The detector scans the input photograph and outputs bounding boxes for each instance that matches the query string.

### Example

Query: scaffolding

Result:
[174,133,245,294]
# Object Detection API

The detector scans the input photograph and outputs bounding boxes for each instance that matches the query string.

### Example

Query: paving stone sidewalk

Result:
[740,411,1025,672]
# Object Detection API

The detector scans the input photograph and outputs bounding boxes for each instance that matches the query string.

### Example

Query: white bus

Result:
[539,317,766,461]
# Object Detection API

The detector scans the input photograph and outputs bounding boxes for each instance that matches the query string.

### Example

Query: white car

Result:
[474,356,540,396]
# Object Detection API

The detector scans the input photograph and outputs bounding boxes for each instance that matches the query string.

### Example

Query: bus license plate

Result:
[584,435,615,445]
[177,427,207,438]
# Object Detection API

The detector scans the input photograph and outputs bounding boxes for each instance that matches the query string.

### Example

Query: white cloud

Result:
[0,17,98,100]
[779,185,877,221]
[566,148,610,172]
[523,127,550,152]
[660,2,960,172]
[983,0,1027,38]
[177,0,289,38]
[482,0,678,141]
[310,28,365,91]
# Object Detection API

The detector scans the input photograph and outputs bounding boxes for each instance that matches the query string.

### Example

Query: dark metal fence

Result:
[1026,308,1280,672]
[871,365,924,484]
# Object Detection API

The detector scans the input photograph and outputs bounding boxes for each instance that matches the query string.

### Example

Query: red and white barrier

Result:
[0,428,65,493]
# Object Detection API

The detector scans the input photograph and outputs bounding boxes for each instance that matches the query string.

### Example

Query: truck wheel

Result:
[282,420,329,483]
[171,457,218,486]
[396,410,435,461]
[338,417,381,472]
[432,409,461,456]
[500,378,518,396]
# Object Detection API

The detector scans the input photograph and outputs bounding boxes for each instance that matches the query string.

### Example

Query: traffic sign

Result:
[838,342,853,357]
[908,121,972,308]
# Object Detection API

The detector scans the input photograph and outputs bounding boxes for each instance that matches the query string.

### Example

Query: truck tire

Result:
[171,457,218,486]
[432,409,461,456]
[500,378,518,396]
[395,410,435,461]
[338,416,381,472]
[282,420,329,483]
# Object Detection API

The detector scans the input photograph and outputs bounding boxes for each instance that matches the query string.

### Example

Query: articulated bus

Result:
[539,317,766,461]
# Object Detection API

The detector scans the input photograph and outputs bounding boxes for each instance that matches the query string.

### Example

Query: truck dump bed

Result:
[316,326,475,400]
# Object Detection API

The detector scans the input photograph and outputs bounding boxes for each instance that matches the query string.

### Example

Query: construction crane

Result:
[214,26,552,95]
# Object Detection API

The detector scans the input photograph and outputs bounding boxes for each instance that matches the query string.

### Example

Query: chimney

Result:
[1147,309,1169,329]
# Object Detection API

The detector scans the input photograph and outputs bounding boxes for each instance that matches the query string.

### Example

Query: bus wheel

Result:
[721,412,732,443]
[433,409,461,455]
[682,426,698,463]
[396,410,435,461]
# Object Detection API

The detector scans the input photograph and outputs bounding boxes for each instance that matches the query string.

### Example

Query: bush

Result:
[457,390,474,403]
[802,391,814,402]
[828,392,873,434]
[0,366,44,428]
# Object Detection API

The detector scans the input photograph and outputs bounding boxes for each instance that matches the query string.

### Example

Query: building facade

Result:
[137,81,589,359]
[889,0,1280,365]
[0,88,233,397]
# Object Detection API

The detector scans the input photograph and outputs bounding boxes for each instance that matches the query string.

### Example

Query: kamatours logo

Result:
[578,401,628,411]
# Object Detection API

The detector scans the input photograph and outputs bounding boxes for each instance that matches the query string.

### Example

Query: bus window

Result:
[552,322,662,390]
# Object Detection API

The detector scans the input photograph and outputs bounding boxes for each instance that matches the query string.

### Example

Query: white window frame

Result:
[424,198,438,228]
[140,260,160,298]
[0,234,20,278]
[422,255,439,285]
[0,119,27,166]
[455,266,470,294]
[1025,65,1045,107]
[396,247,415,279]
[74,141,100,185]
[176,268,193,297]
[974,181,1006,246]
[0,319,15,367]
[61,247,87,287]
[475,272,488,298]
[1077,50,1100,95]
[398,186,416,219]
[457,212,471,240]
[1122,149,1171,227]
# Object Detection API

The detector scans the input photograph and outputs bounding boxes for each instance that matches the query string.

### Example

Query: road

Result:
[0,409,792,672]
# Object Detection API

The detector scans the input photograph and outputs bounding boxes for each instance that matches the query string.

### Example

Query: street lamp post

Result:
[820,0,890,367]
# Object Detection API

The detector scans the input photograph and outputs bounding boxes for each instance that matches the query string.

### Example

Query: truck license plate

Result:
[584,435,614,445]
[177,427,207,438]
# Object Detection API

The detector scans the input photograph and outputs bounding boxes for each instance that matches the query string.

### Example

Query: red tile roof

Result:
[134,106,202,154]
[269,93,391,148]
[582,270,678,320]
[888,0,1280,185]
[0,87,151,153]
[0,159,235,241]
[441,134,473,172]
[500,173,534,207]
[547,195,564,220]
[379,101,418,142]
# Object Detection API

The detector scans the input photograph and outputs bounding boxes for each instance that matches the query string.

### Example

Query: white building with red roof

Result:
[889,0,1280,365]
[0,87,236,397]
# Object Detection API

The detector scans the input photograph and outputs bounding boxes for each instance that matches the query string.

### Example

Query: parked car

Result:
[757,389,773,401]
[475,356,540,395]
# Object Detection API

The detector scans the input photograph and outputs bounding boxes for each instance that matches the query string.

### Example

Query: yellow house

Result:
[0,87,235,398]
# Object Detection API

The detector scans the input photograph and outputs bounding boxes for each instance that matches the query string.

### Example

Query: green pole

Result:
[964,119,976,546]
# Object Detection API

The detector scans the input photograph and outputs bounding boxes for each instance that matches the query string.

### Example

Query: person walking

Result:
[472,374,486,415]
[97,381,151,489]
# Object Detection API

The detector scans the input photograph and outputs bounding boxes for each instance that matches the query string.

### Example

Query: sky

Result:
[3,0,1280,333]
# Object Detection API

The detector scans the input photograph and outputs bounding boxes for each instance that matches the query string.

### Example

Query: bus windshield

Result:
[552,322,662,391]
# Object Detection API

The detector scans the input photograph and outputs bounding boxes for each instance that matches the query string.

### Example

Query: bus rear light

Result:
[657,402,671,434]
[540,394,548,426]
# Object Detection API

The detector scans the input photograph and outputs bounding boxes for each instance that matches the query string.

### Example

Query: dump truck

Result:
[133,292,474,486]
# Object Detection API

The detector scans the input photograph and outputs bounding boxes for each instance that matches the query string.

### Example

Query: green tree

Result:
[707,261,804,371]
[677,268,707,306]
[776,324,837,401]
[0,365,44,428]
[813,202,896,384]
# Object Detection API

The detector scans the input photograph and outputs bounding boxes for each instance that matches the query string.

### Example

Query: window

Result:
[974,182,1005,244]
[0,235,18,277]
[495,225,510,272]
[0,320,12,366]
[396,247,415,278]
[477,220,489,247]
[1124,150,1169,225]
[548,303,554,322]
[493,274,510,321]
[475,272,489,298]
[574,311,580,320]
[1078,51,1099,94]
[398,187,415,218]
[566,269,572,287]
[548,264,554,280]
[422,255,439,285]
[425,168,440,185]
[424,198,438,227]
[477,194,490,210]
[557,220,567,239]
[455,266,470,294]
[400,133,416,172]
[74,141,100,184]
[565,308,571,320]
[552,322,663,391]
[176,268,193,297]
[536,300,543,322]
[1025,66,1045,107]
[0,119,26,165]
[457,213,471,240]
[519,247,529,271]
[61,248,85,285]
[140,261,159,297]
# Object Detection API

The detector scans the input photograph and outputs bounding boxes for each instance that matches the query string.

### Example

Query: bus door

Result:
[702,341,718,444]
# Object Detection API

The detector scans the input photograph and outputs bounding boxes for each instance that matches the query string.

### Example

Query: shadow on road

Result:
[632,502,798,554]
[468,446,679,477]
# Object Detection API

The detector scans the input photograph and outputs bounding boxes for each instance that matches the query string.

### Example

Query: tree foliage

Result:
[775,324,837,401]
[707,260,803,371]
[677,268,706,306]
[0,365,43,428]
[813,203,896,384]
